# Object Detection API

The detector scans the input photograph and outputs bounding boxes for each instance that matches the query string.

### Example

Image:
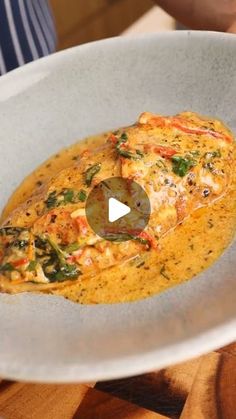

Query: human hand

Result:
[156,0,236,32]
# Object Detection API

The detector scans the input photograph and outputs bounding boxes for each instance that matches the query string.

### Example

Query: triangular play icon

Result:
[108,197,131,223]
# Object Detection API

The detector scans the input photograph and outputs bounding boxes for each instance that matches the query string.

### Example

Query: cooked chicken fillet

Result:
[0,111,234,293]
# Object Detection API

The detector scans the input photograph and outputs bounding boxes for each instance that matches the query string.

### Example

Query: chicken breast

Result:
[0,111,235,294]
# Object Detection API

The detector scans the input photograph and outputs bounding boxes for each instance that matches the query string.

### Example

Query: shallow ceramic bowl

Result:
[0,31,235,383]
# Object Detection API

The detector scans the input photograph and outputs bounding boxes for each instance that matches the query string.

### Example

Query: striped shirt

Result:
[0,0,56,75]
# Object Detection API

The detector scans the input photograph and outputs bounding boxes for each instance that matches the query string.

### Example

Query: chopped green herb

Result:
[204,150,221,159]
[47,263,80,282]
[63,189,74,203]
[160,265,170,280]
[63,242,80,253]
[103,232,135,242]
[189,150,200,157]
[135,236,150,247]
[45,191,57,208]
[172,156,196,177]
[45,189,87,208]
[156,159,168,172]
[115,134,143,160]
[117,148,143,160]
[85,163,101,186]
[120,132,128,141]
[37,236,81,282]
[136,261,145,268]
[77,190,87,202]
[47,236,68,263]
[27,260,38,272]
[0,263,14,272]
[103,231,150,247]
[130,255,146,268]
[136,149,144,158]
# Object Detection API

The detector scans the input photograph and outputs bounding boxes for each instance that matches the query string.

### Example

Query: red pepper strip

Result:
[142,114,232,143]
[144,115,168,128]
[108,134,118,144]
[138,231,158,250]
[12,258,29,268]
[172,120,232,143]
[152,145,177,158]
[75,216,88,235]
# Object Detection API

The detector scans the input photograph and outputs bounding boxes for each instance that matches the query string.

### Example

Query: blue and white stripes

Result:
[0,0,56,74]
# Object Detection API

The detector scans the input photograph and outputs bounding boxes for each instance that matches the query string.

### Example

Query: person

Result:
[0,0,236,75]
[0,0,56,75]
[156,0,236,32]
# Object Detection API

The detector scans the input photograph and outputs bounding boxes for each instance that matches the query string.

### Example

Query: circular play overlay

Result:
[85,177,151,242]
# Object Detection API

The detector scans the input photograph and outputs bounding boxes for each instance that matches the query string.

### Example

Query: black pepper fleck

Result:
[203,189,210,197]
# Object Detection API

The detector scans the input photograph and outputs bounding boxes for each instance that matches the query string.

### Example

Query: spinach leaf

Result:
[77,190,87,202]
[62,242,80,253]
[27,260,38,272]
[160,265,170,280]
[41,236,81,282]
[116,133,143,160]
[204,149,221,159]
[0,263,14,272]
[63,189,74,203]
[45,191,57,208]
[172,156,196,177]
[46,263,80,282]
[85,163,101,186]
[45,189,87,208]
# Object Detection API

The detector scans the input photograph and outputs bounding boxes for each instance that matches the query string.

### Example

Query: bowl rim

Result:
[0,318,235,383]
[0,29,236,84]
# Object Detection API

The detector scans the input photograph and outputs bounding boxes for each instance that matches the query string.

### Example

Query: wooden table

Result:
[0,342,235,418]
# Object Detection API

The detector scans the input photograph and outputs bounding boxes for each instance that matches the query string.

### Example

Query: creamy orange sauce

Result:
[2,132,235,304]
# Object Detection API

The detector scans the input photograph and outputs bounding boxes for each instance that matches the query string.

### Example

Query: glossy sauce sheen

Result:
[1,113,236,304]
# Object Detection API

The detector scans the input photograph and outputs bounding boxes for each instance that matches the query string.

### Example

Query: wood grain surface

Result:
[0,343,235,418]
[50,0,153,50]
[1,4,233,418]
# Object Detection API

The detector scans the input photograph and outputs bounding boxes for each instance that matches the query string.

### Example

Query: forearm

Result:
[155,0,236,31]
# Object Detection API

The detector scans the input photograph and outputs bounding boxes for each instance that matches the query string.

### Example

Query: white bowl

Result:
[0,31,235,383]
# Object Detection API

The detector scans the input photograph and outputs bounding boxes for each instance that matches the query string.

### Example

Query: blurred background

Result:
[0,0,177,75]
[0,1,235,75]
[50,0,175,50]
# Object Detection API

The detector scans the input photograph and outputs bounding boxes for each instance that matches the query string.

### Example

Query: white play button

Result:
[85,177,151,242]
[108,197,131,223]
